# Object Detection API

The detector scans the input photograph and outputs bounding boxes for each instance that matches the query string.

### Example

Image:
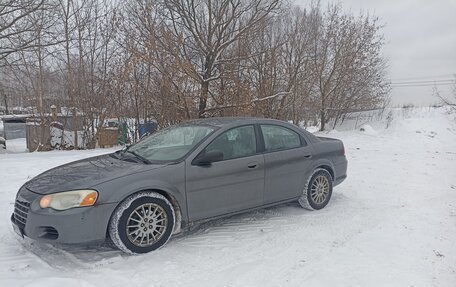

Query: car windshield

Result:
[126,124,215,162]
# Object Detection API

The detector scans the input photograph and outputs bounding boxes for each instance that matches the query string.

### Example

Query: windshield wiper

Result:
[126,150,152,164]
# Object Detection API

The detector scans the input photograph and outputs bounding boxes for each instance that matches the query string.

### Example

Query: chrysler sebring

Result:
[11,117,347,254]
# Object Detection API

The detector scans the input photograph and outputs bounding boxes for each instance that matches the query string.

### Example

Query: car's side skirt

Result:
[184,196,301,231]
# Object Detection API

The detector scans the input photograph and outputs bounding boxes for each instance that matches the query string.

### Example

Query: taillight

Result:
[342,145,345,156]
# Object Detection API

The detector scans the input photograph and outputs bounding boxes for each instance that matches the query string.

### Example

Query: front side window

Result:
[204,125,257,161]
[261,125,302,151]
[127,124,215,162]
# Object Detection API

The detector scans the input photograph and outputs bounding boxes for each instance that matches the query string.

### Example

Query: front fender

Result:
[93,162,187,221]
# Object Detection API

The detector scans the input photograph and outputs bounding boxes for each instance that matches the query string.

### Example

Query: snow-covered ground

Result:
[0,107,455,287]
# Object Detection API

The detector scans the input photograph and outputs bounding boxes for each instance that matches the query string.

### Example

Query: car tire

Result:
[298,168,333,211]
[108,191,175,254]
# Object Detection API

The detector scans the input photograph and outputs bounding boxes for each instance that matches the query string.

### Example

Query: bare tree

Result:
[0,0,392,150]
[311,4,389,130]
[1,1,61,149]
[0,1,64,64]
[163,0,281,117]
[245,6,319,122]
[435,79,456,112]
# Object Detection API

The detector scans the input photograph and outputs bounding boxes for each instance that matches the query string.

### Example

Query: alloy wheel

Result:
[310,175,330,204]
[126,203,168,247]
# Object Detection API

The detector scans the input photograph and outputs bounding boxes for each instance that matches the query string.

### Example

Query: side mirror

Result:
[193,150,224,166]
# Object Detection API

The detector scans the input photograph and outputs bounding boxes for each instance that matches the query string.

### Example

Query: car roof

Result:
[184,117,286,127]
[183,116,319,144]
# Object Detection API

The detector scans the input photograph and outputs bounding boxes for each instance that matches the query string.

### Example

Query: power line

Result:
[391,82,455,88]
[390,79,455,85]
[389,74,455,81]
[388,77,456,88]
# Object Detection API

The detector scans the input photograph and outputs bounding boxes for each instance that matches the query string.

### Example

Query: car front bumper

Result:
[11,186,117,244]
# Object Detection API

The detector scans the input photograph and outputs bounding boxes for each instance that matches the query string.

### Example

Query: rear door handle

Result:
[303,154,312,159]
[247,162,259,169]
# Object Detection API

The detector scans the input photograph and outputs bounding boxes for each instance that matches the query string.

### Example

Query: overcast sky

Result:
[294,0,456,106]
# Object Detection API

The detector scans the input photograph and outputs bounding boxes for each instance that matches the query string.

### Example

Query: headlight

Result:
[39,190,98,210]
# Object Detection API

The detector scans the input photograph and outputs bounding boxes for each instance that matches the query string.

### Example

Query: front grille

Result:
[14,199,30,228]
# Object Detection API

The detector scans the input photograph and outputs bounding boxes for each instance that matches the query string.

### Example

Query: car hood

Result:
[24,153,165,194]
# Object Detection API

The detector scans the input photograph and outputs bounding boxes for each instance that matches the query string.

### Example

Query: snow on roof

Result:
[0,114,33,120]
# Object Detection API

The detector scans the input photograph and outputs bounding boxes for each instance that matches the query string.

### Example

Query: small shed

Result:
[98,128,118,148]
[1,115,29,140]
[26,118,51,151]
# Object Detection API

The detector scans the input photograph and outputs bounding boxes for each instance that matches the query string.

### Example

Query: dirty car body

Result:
[11,117,347,253]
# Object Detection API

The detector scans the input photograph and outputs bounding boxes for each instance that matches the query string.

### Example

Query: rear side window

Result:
[260,125,302,152]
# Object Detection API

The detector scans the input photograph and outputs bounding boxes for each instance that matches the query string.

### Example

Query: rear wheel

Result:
[299,169,333,210]
[109,192,175,254]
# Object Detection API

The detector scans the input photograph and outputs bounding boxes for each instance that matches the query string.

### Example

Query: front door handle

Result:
[247,162,259,169]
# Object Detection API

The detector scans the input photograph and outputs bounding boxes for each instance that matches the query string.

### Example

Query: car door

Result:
[260,124,314,204]
[185,125,264,221]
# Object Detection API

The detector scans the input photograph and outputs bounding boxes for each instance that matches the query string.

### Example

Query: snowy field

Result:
[0,107,455,287]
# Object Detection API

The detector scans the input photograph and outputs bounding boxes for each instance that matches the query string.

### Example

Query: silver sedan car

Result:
[11,117,347,254]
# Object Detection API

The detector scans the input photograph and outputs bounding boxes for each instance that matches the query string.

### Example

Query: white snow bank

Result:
[359,124,377,135]
[328,106,450,132]
[303,125,319,133]
[2,138,27,153]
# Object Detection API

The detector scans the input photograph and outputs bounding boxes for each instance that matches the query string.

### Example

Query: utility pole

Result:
[2,92,8,114]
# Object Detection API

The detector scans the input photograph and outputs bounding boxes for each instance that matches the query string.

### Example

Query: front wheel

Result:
[109,192,175,254]
[298,169,333,210]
